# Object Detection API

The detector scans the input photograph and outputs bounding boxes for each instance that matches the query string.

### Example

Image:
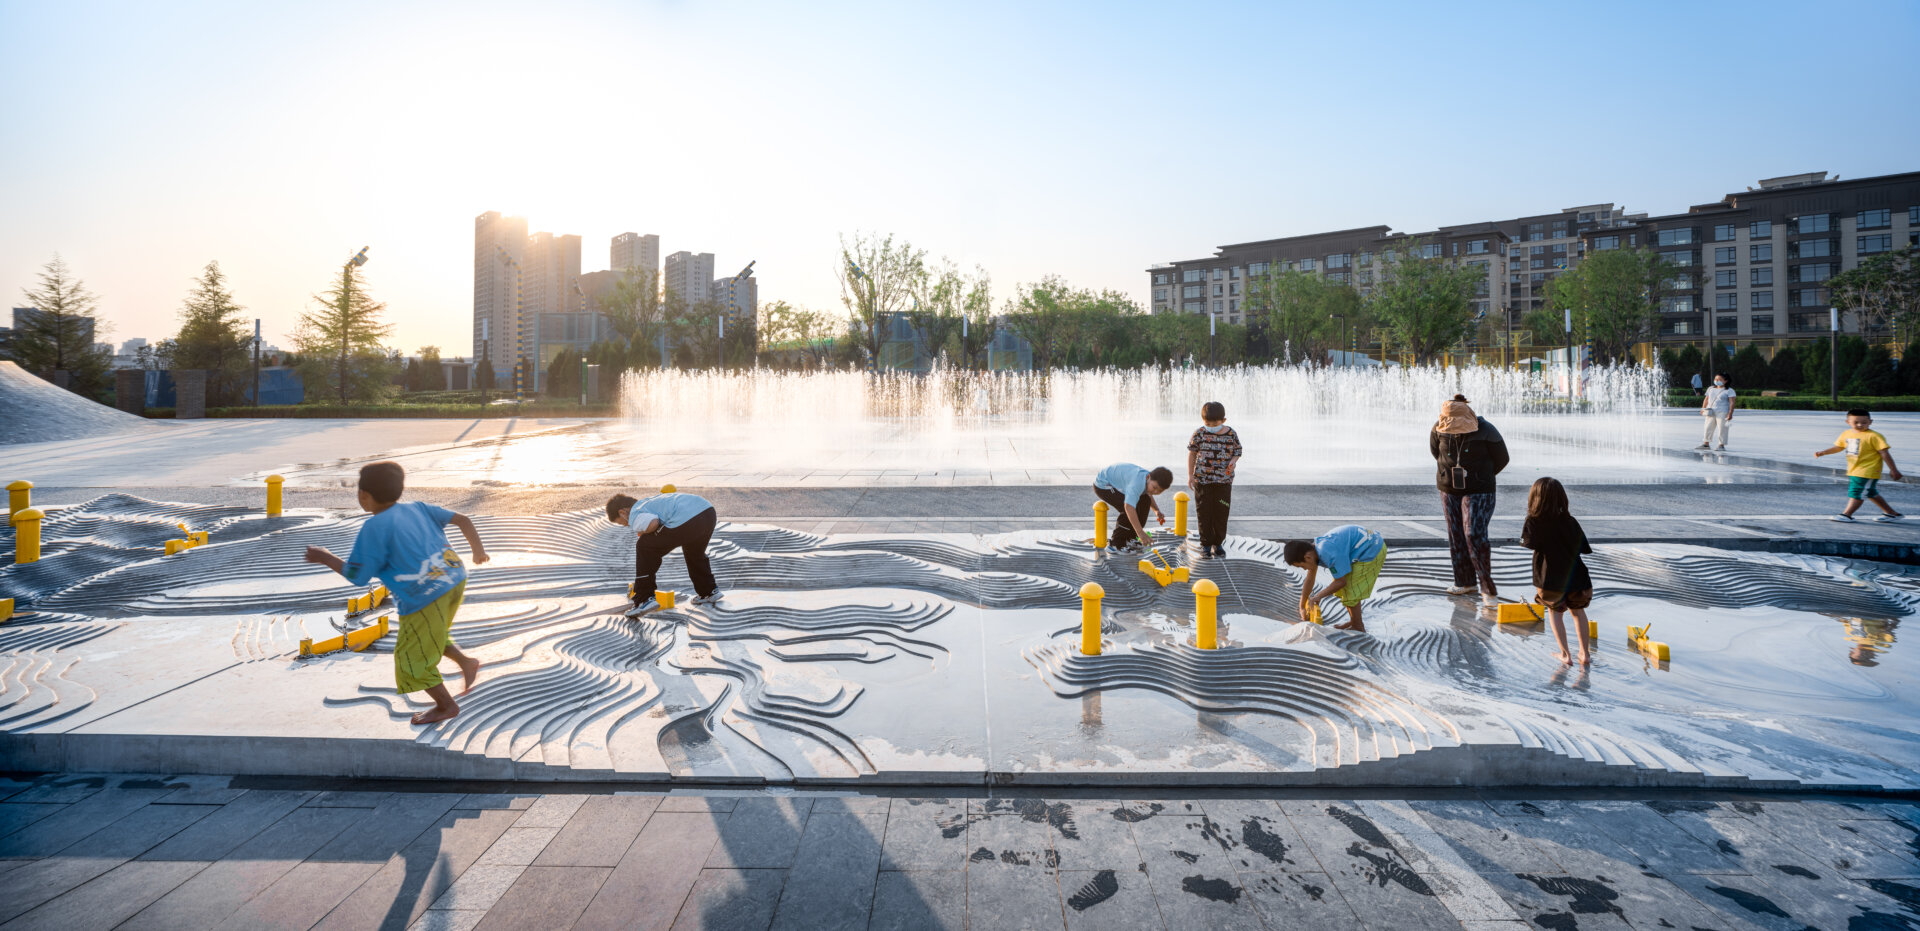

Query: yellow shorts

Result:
[1338,546,1388,607]
[393,582,466,694]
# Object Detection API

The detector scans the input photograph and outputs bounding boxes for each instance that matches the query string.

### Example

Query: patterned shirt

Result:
[342,501,467,614]
[1187,426,1243,484]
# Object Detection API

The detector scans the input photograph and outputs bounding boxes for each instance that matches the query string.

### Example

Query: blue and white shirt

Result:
[1094,463,1150,501]
[1312,524,1384,579]
[631,493,714,533]
[342,501,467,614]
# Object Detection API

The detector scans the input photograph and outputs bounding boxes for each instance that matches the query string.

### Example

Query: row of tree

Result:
[1660,337,1920,397]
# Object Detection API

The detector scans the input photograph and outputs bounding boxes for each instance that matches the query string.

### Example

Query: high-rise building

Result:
[473,211,528,376]
[611,233,660,277]
[713,274,758,321]
[664,251,715,304]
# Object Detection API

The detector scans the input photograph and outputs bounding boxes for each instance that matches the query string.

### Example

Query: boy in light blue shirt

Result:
[1282,525,1387,631]
[1093,462,1173,553]
[607,491,722,614]
[303,461,490,725]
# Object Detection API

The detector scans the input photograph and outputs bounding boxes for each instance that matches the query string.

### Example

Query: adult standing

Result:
[1429,394,1510,608]
[1697,374,1735,451]
[1691,372,1704,397]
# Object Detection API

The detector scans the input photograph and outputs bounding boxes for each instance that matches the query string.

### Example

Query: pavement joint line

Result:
[1396,520,1451,538]
[1684,518,1775,538]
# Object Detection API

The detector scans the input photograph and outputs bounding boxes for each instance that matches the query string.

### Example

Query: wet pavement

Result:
[1,773,1916,930]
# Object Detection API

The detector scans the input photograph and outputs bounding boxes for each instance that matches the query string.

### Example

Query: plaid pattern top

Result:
[1187,426,1243,484]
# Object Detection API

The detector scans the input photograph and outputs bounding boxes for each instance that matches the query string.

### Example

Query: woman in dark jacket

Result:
[1429,394,1510,607]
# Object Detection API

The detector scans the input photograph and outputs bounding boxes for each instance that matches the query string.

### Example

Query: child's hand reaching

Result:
[303,545,332,565]
[470,545,491,565]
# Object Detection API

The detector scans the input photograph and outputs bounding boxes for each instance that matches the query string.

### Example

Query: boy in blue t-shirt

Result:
[303,461,490,725]
[1282,524,1387,632]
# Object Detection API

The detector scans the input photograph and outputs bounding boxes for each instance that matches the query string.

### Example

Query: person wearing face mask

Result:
[1186,400,1243,557]
[1697,374,1735,451]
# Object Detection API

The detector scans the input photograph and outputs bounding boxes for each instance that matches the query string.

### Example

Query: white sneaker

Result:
[624,598,661,617]
[692,590,725,606]
[1445,585,1474,595]
[1875,513,1905,523]
[1480,593,1500,608]
[1694,443,1710,450]
[1831,514,1857,523]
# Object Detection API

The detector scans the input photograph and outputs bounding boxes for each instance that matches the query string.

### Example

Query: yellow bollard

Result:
[6,480,31,520]
[656,590,676,609]
[11,507,43,564]
[1092,501,1109,549]
[1193,578,1219,649]
[1,597,13,623]
[266,474,284,517]
[1079,582,1104,655]
[1173,491,1189,537]
[660,483,677,494]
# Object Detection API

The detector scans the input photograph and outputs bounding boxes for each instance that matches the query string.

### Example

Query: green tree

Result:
[1900,340,1920,395]
[546,349,583,399]
[599,267,663,362]
[1767,344,1802,391]
[669,298,729,369]
[474,347,497,391]
[1728,343,1767,390]
[1368,239,1486,364]
[910,260,974,364]
[11,254,113,398]
[1828,246,1919,340]
[1142,311,1211,366]
[757,300,841,369]
[1003,276,1134,372]
[415,346,446,391]
[837,233,927,368]
[171,260,253,406]
[292,261,396,404]
[1533,247,1677,364]
[1241,269,1362,364]
[1846,343,1897,395]
[954,269,994,370]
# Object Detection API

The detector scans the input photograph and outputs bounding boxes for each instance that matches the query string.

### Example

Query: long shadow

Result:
[698,793,940,930]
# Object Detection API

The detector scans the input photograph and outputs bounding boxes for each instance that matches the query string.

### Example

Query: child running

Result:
[1519,477,1593,666]
[303,461,488,725]
[1187,401,1243,558]
[1283,524,1386,632]
[607,491,723,614]
[1815,409,1905,522]
[1093,462,1173,554]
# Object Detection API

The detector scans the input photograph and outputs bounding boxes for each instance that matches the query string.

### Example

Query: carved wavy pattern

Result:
[0,621,113,730]
[1025,637,1460,767]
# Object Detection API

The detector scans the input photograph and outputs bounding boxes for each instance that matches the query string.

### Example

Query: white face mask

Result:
[1204,424,1228,433]
[1714,381,1725,387]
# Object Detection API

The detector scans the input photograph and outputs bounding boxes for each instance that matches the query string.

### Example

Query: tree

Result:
[599,266,663,363]
[12,254,113,398]
[292,261,396,404]
[1368,239,1486,364]
[837,233,927,369]
[414,346,446,391]
[474,346,497,391]
[757,301,842,369]
[1003,276,1077,372]
[1847,344,1898,396]
[1767,344,1802,391]
[546,349,582,399]
[910,260,973,365]
[669,298,729,369]
[956,269,994,370]
[1728,343,1767,390]
[1241,269,1361,364]
[1828,246,1920,340]
[1535,247,1678,364]
[1900,340,1920,396]
[170,260,254,406]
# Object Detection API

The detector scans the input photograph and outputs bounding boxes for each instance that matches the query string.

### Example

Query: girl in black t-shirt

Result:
[1521,477,1593,667]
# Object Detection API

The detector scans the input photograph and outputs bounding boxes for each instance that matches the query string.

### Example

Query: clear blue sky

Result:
[3,0,1915,354]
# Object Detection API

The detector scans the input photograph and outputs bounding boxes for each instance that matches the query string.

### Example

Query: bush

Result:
[1767,344,1802,391]
[1846,345,1899,396]
[1728,344,1767,390]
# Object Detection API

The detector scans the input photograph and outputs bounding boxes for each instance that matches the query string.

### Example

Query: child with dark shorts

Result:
[1187,401,1243,557]
[1520,477,1592,666]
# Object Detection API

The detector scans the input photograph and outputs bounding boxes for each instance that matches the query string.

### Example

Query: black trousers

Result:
[1194,482,1232,547]
[635,507,718,599]
[1093,483,1153,548]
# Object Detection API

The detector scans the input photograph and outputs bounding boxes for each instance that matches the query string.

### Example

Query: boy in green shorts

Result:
[1815,409,1905,523]
[1283,524,1387,632]
[303,461,491,724]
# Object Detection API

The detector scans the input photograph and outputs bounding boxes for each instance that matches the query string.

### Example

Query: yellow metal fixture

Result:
[1627,624,1671,662]
[0,597,13,623]
[1079,582,1104,655]
[1496,602,1544,624]
[11,507,43,564]
[656,590,676,609]
[6,480,31,519]
[300,615,393,657]
[1173,491,1189,537]
[660,483,677,493]
[266,474,285,516]
[1092,501,1109,549]
[1192,578,1220,649]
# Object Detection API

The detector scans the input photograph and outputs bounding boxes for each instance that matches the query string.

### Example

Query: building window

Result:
[1860,234,1893,255]
[1531,258,1546,269]
[1527,232,1545,242]
[1750,220,1772,238]
[1790,238,1836,258]
[1327,271,1350,284]
[1299,258,1316,271]
[1664,276,1694,291]
[1154,273,1168,285]
[1661,250,1695,267]
[1578,212,1595,223]
[1466,240,1489,255]
[1789,288,1827,308]
[1182,285,1202,299]
[1358,252,1373,265]
[1752,315,1774,335]
[1859,208,1892,230]
[1416,244,1442,259]
[1751,267,1773,286]
[1791,214,1832,234]
[1715,270,1737,288]
[1713,224,1738,242]
[1248,262,1268,276]
[1531,273,1546,284]
[1716,293,1737,310]
[1717,316,1738,335]
[1182,269,1203,283]
[1213,301,1222,312]
[1229,299,1239,312]
[1790,263,1834,283]
[1228,282,1240,295]
[1182,302,1202,313]
[1751,243,1773,263]
[1911,206,1920,226]
[1789,312,1825,332]
[1529,245,1547,255]
[1661,297,1694,314]
[1629,234,1638,247]
[1153,289,1168,302]
[1752,291,1773,309]
[1594,235,1620,251]
[1656,228,1695,246]
[1326,253,1350,268]
[1714,247,1738,265]
[1229,267,1241,279]
[1213,284,1224,296]
[1509,247,1523,258]
[1211,268,1223,280]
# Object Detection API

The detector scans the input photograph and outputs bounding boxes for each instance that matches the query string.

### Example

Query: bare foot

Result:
[411,703,460,725]
[1578,652,1592,667]
[1331,619,1364,632]
[457,657,482,695]
[1552,650,1572,666]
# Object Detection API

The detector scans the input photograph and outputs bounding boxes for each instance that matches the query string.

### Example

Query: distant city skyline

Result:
[2,0,1916,353]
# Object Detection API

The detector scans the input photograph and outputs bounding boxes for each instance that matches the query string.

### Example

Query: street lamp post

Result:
[251,318,261,408]
[1564,308,1574,398]
[1831,306,1841,404]
[1329,312,1347,368]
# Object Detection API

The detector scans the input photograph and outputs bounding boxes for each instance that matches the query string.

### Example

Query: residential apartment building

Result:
[611,232,660,278]
[1580,171,1920,344]
[1151,169,1917,356]
[713,274,757,322]
[473,211,528,374]
[664,251,715,304]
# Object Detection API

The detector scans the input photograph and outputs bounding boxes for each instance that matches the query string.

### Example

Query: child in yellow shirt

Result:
[1814,409,1904,523]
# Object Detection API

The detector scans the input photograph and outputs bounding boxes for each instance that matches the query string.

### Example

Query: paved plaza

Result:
[1,774,1918,930]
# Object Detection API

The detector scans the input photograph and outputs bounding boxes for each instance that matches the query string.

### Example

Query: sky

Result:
[3,0,1917,355]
